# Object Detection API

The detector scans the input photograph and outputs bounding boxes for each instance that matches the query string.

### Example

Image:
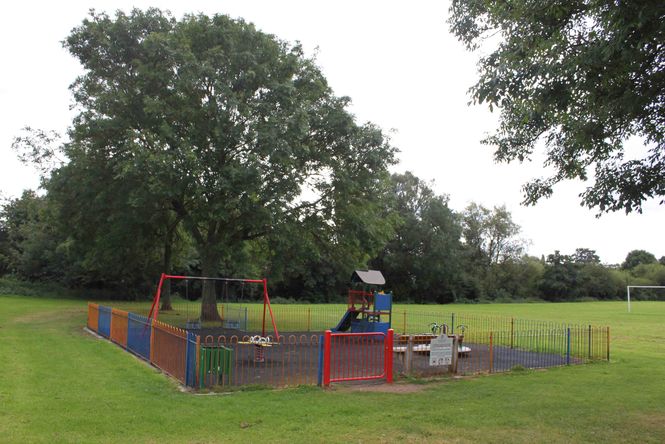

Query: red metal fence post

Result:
[323,330,331,387]
[150,319,156,363]
[385,329,394,383]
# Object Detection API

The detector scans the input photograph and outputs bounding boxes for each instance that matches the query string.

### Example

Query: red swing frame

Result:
[147,273,280,339]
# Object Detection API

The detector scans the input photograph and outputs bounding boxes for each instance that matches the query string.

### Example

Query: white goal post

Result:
[626,286,665,312]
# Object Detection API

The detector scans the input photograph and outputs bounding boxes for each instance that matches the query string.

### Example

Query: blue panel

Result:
[351,319,371,333]
[371,322,390,334]
[374,293,392,311]
[127,313,151,361]
[98,306,112,338]
[185,332,198,387]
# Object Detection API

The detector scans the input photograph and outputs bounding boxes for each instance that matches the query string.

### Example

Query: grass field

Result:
[1,295,664,443]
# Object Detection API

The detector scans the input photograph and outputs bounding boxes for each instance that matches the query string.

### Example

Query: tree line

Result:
[2,174,663,303]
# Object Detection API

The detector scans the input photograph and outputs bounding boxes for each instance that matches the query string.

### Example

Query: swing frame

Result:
[147,273,280,339]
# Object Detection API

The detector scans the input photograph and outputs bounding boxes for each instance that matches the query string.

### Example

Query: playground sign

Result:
[429,335,453,366]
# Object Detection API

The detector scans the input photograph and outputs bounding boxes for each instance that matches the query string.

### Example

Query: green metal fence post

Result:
[199,347,206,389]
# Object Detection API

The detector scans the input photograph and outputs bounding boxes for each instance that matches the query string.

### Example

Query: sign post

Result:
[429,335,454,367]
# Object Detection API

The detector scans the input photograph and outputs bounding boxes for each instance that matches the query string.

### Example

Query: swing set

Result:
[147,273,280,339]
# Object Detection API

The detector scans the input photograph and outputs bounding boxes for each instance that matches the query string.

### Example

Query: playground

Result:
[85,270,608,390]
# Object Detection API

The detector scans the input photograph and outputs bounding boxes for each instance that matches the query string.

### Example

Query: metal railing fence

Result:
[110,309,129,348]
[116,301,605,340]
[151,320,188,384]
[86,302,610,390]
[197,334,321,389]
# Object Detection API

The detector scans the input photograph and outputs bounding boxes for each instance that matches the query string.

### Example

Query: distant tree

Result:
[62,10,396,317]
[449,1,665,213]
[659,256,665,266]
[622,250,657,269]
[575,264,620,300]
[572,248,601,265]
[631,263,665,286]
[372,172,463,303]
[462,203,526,269]
[0,191,65,281]
[490,255,544,300]
[539,251,577,301]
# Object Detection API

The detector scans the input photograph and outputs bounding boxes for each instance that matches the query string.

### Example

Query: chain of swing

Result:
[177,278,258,303]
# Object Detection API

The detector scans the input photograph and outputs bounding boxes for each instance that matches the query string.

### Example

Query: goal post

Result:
[626,286,665,313]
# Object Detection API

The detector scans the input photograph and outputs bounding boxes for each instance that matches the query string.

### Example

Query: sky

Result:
[1,0,663,265]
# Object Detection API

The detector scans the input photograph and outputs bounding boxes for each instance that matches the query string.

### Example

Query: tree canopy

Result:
[622,249,657,269]
[50,9,397,314]
[449,1,665,213]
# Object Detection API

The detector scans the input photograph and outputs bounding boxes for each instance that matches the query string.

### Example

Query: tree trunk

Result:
[161,282,173,311]
[200,251,222,322]
[160,233,174,311]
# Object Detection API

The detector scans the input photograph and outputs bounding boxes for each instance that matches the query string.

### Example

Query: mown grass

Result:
[1,295,664,443]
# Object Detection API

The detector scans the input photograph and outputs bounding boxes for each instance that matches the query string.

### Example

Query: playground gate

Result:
[322,329,394,387]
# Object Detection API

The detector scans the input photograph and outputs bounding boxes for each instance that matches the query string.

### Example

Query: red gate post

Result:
[323,330,332,387]
[385,329,394,383]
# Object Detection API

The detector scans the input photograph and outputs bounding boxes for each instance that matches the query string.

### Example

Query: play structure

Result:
[332,270,393,334]
[147,273,280,339]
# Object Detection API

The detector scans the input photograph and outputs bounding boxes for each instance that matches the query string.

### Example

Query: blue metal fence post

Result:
[317,335,324,386]
[185,331,197,387]
[566,327,571,365]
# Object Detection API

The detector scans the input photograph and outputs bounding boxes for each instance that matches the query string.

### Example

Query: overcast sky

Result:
[1,0,663,265]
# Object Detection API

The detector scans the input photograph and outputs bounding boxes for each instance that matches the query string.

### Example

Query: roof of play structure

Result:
[351,270,385,286]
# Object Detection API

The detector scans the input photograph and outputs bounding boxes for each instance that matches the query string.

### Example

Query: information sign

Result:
[429,335,453,366]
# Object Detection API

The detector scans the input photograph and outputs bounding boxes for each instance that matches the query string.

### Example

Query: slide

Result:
[332,310,359,332]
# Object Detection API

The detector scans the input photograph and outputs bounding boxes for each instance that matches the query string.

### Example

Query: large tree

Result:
[449,1,665,213]
[61,9,396,318]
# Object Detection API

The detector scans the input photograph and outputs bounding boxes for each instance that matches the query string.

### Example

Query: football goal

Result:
[626,285,665,312]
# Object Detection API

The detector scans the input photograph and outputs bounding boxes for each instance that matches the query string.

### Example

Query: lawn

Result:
[1,295,663,443]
